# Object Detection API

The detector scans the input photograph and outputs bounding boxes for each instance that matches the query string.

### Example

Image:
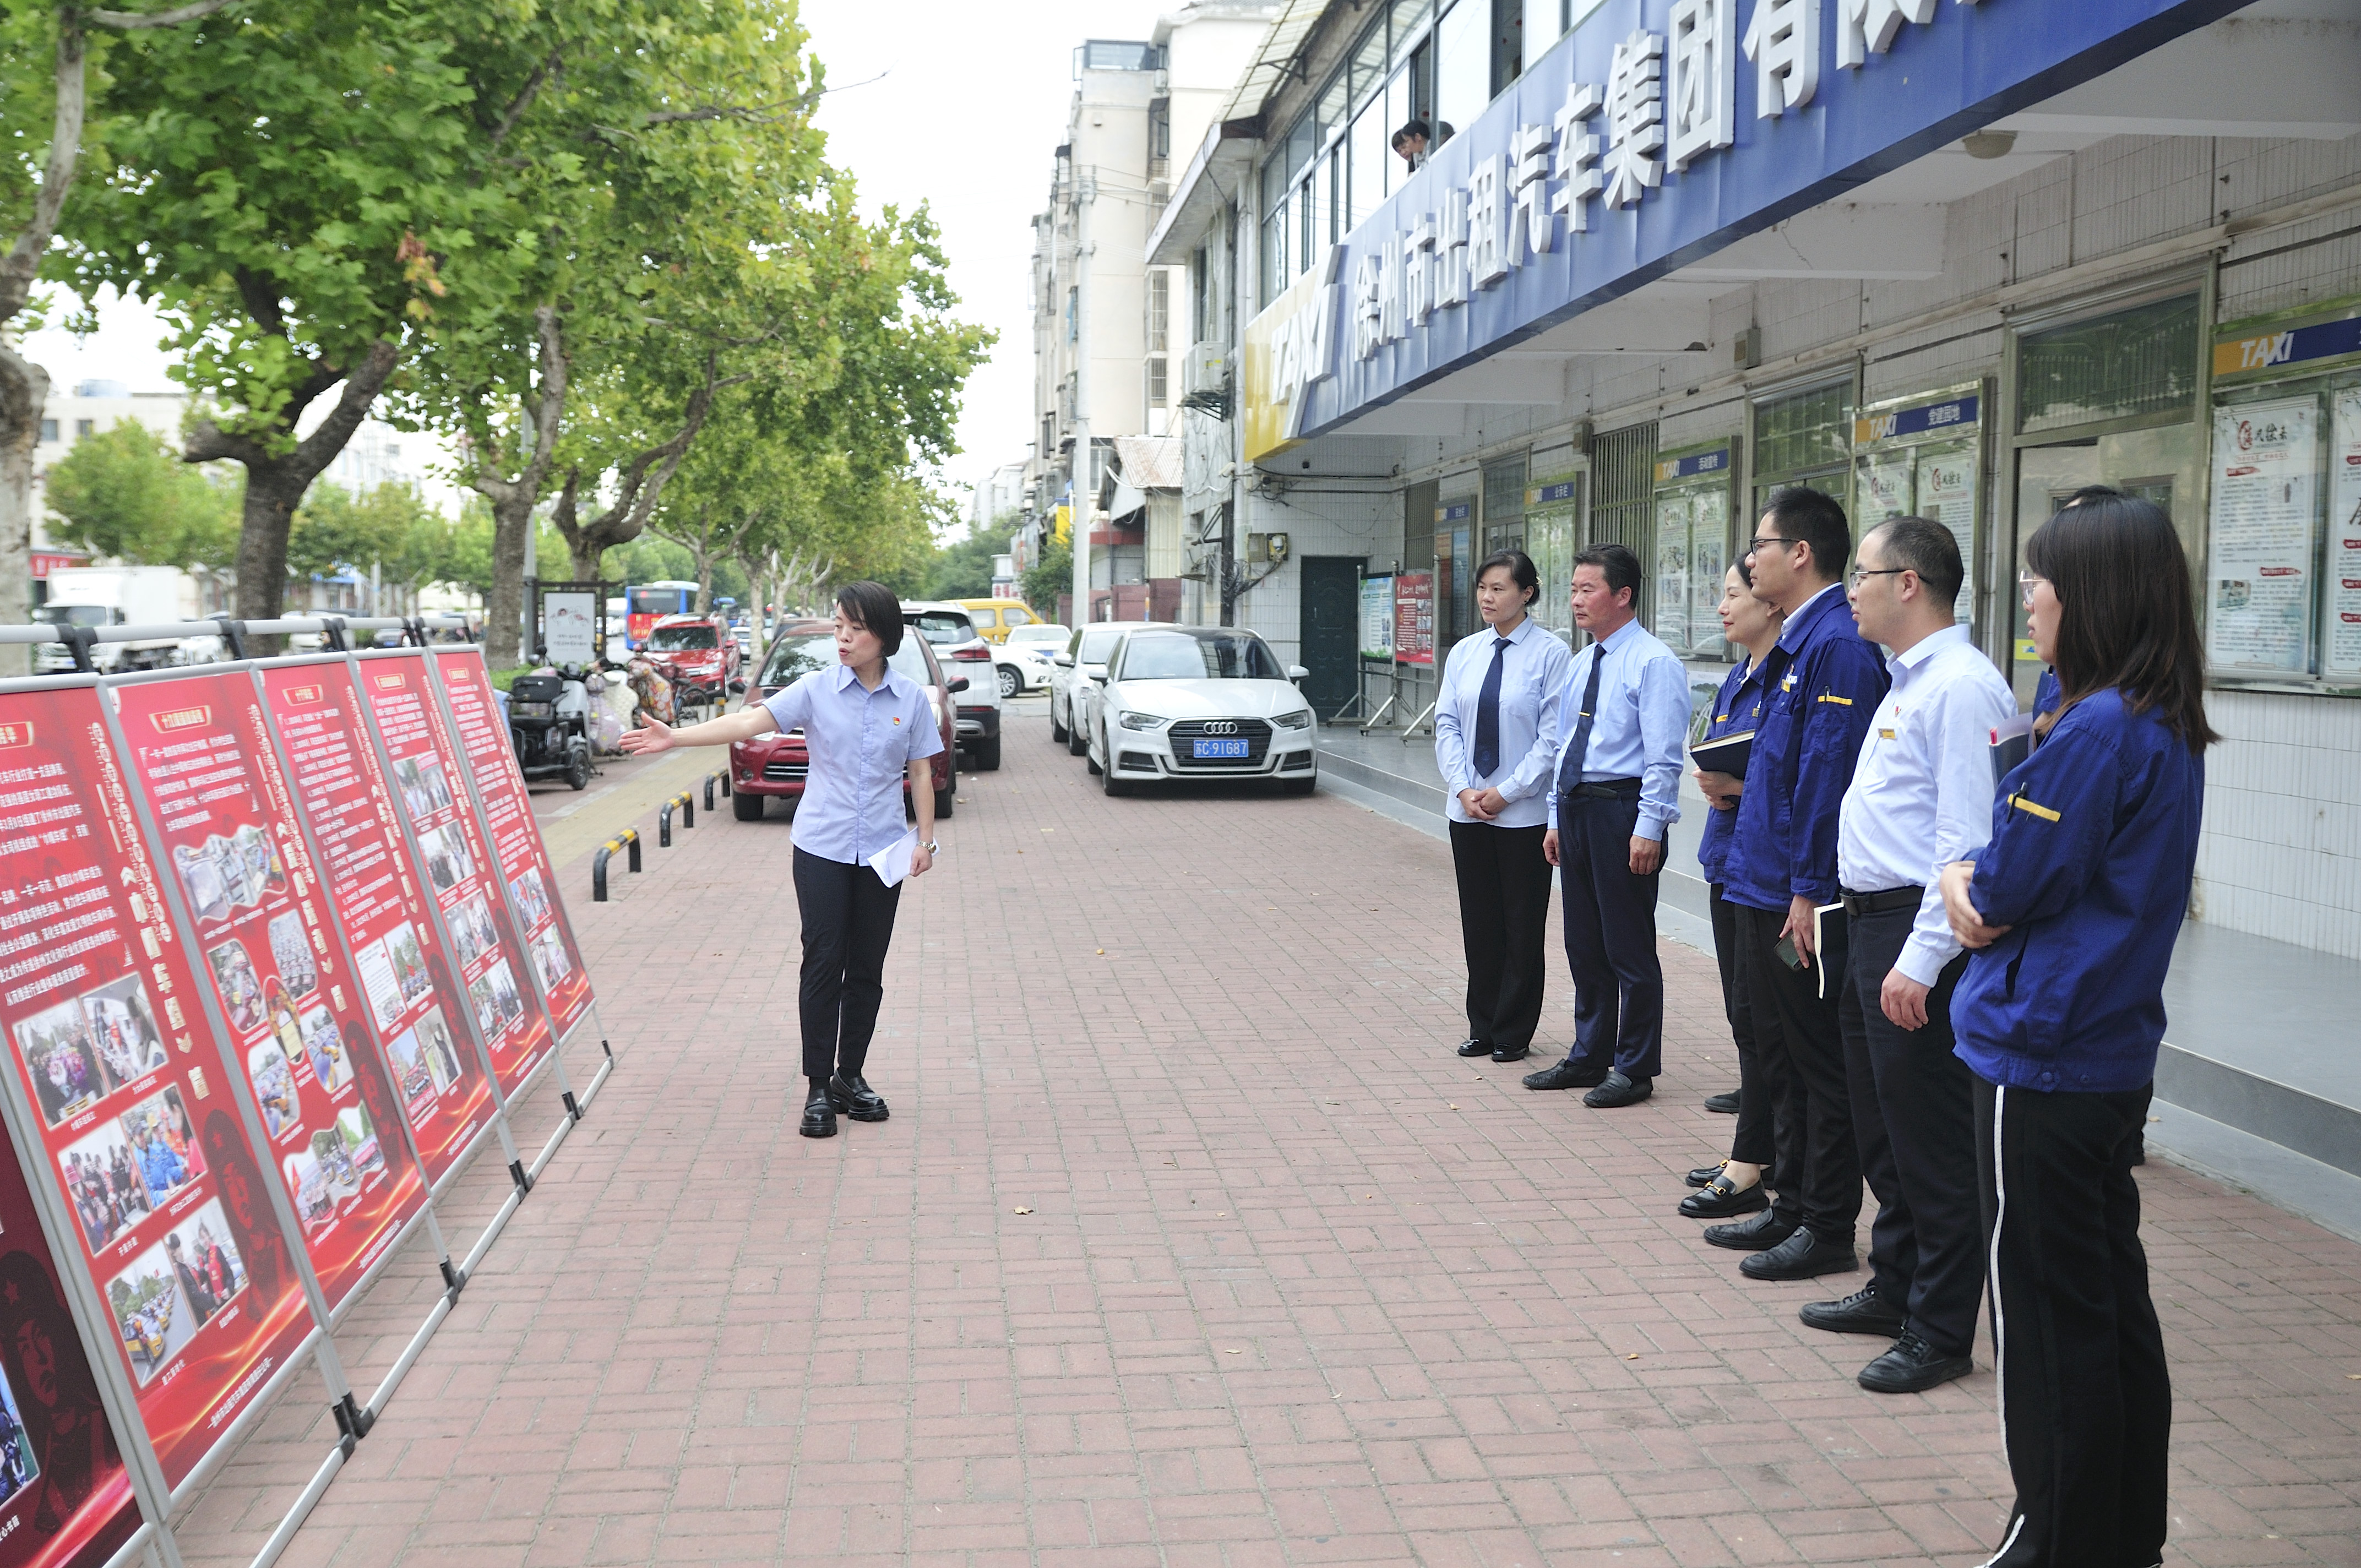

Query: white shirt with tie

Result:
[1836,623,2018,986]
[1433,616,1573,827]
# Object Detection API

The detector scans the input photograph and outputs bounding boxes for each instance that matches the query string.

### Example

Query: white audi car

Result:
[1082,626,1318,797]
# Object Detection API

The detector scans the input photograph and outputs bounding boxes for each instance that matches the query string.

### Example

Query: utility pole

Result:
[1070,167,1094,629]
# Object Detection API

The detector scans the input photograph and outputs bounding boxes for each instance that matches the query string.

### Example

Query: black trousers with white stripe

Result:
[1975,1076,2169,1568]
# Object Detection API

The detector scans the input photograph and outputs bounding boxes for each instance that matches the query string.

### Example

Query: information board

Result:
[352,660,553,1097]
[109,674,424,1318]
[2329,388,2361,679]
[0,1119,142,1568]
[1359,576,1395,662]
[427,652,591,1042]
[2207,399,2317,672]
[1394,572,1435,666]
[0,685,314,1489]
[257,663,495,1191]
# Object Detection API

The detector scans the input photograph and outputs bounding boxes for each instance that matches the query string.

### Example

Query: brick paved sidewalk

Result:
[179,706,2361,1567]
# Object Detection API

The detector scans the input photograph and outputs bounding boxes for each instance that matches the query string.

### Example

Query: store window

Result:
[1481,453,1528,554]
[2005,287,2204,701]
[1524,470,1581,647]
[1435,493,1475,651]
[1751,380,1854,521]
[39,419,58,443]
[1652,443,1734,658]
[2204,300,2361,686]
[1852,385,1983,628]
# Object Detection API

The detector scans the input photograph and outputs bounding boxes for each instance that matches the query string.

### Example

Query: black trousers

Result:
[1448,821,1553,1052]
[1732,900,1858,1243]
[1840,905,1982,1355]
[1556,793,1662,1079]
[1708,885,1787,1170]
[791,846,904,1081]
[1976,1077,2168,1568]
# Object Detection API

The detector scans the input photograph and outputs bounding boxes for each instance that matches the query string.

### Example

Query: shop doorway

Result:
[1299,557,1362,718]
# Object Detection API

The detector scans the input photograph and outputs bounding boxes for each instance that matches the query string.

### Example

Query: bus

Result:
[623,581,698,649]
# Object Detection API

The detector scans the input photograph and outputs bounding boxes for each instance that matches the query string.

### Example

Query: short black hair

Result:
[1573,542,1642,606]
[1864,515,1964,606]
[2026,492,2216,750]
[1391,118,1431,150]
[1474,549,1539,607]
[1761,487,1852,581]
[834,582,905,657]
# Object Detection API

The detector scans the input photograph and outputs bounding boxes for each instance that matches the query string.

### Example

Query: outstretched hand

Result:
[619,717,674,755]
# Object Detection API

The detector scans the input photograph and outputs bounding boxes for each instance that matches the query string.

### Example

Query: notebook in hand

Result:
[1990,713,2034,785]
[1690,729,1754,778]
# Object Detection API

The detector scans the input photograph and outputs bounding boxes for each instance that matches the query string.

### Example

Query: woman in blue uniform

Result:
[1939,493,2212,1568]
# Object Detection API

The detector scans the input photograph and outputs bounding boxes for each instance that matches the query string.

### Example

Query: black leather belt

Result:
[1840,885,1923,918]
[1558,777,1642,802]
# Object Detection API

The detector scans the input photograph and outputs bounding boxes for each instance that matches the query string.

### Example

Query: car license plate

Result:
[1192,738,1249,759]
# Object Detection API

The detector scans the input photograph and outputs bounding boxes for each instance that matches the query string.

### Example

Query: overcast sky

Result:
[20,2,1179,533]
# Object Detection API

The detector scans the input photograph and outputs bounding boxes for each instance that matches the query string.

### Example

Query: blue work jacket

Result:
[1950,688,2205,1094]
[1695,655,1774,888]
[1722,587,1890,913]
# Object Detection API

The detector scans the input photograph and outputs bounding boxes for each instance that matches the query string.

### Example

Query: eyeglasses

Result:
[1745,536,1796,555]
[2017,572,2049,608]
[1847,567,1906,589]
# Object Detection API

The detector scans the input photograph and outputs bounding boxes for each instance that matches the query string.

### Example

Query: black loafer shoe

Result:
[1739,1228,1859,1282]
[799,1087,837,1139]
[1583,1070,1653,1108]
[827,1073,889,1122]
[1858,1330,1973,1393]
[1704,1208,1798,1251]
[1685,1164,1725,1189]
[1704,1089,1742,1114]
[1523,1059,1608,1091]
[1799,1282,1906,1337]
[1490,1044,1530,1063]
[1456,1038,1493,1058]
[1680,1176,1768,1219]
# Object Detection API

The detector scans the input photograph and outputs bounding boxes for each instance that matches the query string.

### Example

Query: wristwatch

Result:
[918,839,939,854]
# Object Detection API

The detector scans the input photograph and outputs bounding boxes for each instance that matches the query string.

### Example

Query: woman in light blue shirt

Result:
[1434,550,1573,1064]
[623,581,944,1138]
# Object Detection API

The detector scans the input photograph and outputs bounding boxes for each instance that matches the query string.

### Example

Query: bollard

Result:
[657,791,694,847]
[703,772,717,813]
[591,827,641,901]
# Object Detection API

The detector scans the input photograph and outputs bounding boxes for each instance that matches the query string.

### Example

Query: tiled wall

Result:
[2196,690,2361,960]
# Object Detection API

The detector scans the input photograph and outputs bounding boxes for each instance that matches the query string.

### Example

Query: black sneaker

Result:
[1799,1282,1906,1337]
[1857,1330,1973,1393]
[1703,1088,1742,1114]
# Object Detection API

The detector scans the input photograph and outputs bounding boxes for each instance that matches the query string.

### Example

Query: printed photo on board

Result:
[385,923,431,1007]
[173,841,231,927]
[205,939,268,1035]
[355,938,404,1033]
[13,994,116,1126]
[267,910,317,998]
[0,1357,40,1506]
[299,1005,350,1096]
[81,975,166,1090]
[508,868,551,931]
[119,1087,205,1207]
[57,1120,153,1251]
[248,1043,301,1140]
[450,895,497,968]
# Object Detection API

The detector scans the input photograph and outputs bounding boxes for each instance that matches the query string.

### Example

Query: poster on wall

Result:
[257,662,495,1191]
[1916,442,1979,624]
[1359,576,1395,662]
[2329,388,2361,678]
[109,674,425,1318]
[0,684,315,1490]
[2207,399,2318,672]
[0,1117,143,1568]
[1394,573,1434,666]
[1652,492,1691,652]
[1858,451,1914,522]
[352,659,553,1098]
[428,651,592,1042]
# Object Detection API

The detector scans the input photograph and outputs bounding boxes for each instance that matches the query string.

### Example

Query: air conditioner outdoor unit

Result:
[1183,340,1229,396]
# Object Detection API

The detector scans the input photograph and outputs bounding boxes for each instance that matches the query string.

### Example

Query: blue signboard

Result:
[1855,394,1979,445]
[1528,480,1579,505]
[1656,447,1731,482]
[1285,0,2242,440]
[1436,500,1473,523]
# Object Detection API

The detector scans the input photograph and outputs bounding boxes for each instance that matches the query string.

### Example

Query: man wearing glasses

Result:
[1707,488,1889,1283]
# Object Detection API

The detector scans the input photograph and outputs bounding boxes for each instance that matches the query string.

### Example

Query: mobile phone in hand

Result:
[1773,934,1806,971]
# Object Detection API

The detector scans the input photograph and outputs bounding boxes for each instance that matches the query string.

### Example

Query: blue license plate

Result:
[1192,738,1250,759]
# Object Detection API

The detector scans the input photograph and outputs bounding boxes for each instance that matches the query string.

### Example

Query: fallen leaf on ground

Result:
[1013,1206,1032,1215]
[1625,1353,1640,1360]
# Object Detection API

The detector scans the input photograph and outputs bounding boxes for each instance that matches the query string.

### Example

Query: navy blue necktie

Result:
[1471,636,1511,779]
[1555,646,1607,798]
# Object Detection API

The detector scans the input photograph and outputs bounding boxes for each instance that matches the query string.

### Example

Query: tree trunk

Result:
[476,307,570,669]
[482,488,536,669]
[0,345,45,678]
[694,551,714,614]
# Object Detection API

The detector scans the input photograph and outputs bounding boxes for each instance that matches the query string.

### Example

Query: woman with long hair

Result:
[1938,492,2213,1568]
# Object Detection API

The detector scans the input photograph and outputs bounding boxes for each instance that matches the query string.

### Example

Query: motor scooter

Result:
[508,663,596,789]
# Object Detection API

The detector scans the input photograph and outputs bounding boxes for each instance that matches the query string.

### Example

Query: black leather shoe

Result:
[1490,1044,1530,1063]
[1704,1089,1742,1114]
[1456,1038,1493,1058]
[1739,1228,1859,1281]
[1704,1208,1798,1251]
[799,1086,837,1139]
[1799,1282,1906,1337]
[827,1073,889,1123]
[1685,1164,1724,1189]
[1680,1175,1768,1219]
[1522,1058,1608,1091]
[1858,1330,1973,1393]
[1584,1070,1652,1108]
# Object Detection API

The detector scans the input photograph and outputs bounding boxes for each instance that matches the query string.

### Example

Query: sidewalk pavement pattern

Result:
[178,705,2361,1567]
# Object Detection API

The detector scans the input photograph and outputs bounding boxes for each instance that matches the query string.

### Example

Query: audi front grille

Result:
[1168,717,1272,770]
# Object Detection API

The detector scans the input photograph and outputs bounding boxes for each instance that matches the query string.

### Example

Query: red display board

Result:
[0,1119,142,1568]
[352,661,552,1098]
[429,651,591,1040]
[0,685,313,1489]
[110,674,425,1319]
[1395,571,1435,666]
[258,665,494,1191]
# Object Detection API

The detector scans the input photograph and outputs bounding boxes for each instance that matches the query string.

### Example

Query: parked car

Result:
[641,612,744,715]
[1048,622,1141,756]
[1083,627,1318,797]
[727,618,960,822]
[995,622,1070,698]
[958,598,1040,644]
[902,601,1002,771]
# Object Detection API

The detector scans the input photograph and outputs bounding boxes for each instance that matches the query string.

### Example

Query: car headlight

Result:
[1118,711,1168,731]
[1272,709,1314,728]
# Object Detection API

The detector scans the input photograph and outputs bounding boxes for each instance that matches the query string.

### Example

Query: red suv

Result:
[644,613,744,712]
[728,619,961,822]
